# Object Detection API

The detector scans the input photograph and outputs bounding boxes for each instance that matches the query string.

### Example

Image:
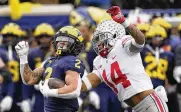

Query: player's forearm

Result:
[55,77,82,99]
[20,64,43,85]
[126,24,145,45]
[81,73,102,92]
[57,85,77,94]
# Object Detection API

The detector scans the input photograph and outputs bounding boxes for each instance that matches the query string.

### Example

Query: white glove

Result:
[173,66,181,83]
[15,41,29,64]
[89,91,100,109]
[0,96,13,112]
[39,79,58,97]
[155,86,168,102]
[18,99,31,112]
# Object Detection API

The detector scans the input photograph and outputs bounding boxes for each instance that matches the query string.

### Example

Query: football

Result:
[48,78,65,89]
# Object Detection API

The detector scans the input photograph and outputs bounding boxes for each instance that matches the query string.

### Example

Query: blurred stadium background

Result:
[0,0,181,112]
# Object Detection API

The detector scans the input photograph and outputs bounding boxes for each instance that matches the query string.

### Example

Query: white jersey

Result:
[92,35,153,102]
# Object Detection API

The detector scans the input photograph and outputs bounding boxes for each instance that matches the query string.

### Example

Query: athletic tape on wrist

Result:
[121,20,130,28]
[82,76,92,90]
[20,55,28,64]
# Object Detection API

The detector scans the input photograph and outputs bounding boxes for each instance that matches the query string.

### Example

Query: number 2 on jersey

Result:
[45,67,53,79]
[102,61,131,93]
[75,59,81,68]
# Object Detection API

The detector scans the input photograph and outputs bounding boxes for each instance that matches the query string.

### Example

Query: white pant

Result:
[133,92,168,112]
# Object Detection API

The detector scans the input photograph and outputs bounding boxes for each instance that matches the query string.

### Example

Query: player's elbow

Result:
[25,79,37,85]
[135,36,145,45]
[140,37,145,45]
[21,77,31,85]
[21,75,32,85]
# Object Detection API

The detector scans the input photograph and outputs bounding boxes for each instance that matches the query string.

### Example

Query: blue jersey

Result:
[0,49,14,100]
[0,47,21,102]
[141,44,174,88]
[43,56,85,112]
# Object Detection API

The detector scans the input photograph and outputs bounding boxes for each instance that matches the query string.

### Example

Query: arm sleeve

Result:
[121,35,144,56]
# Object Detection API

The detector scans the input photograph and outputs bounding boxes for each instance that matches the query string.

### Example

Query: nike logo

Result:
[112,55,116,59]
[145,105,151,111]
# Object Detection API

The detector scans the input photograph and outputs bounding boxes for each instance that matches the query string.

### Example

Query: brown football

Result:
[48,78,65,89]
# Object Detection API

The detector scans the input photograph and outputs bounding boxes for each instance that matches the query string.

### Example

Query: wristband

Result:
[121,20,130,28]
[82,76,92,90]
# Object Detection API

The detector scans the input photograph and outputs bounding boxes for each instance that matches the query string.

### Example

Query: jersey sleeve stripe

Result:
[122,37,132,47]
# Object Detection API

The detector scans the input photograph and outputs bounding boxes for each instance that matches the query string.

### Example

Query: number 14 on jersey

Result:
[102,61,131,93]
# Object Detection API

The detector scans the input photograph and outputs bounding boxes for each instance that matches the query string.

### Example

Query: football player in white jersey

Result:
[81,6,169,112]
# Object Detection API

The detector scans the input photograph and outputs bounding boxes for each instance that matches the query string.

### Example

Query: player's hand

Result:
[15,41,29,57]
[15,41,29,64]
[0,96,13,112]
[39,79,58,98]
[18,99,31,112]
[173,66,181,83]
[107,6,125,24]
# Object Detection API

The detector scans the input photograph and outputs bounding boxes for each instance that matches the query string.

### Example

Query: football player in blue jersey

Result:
[141,25,174,89]
[21,23,55,112]
[15,26,85,112]
[0,55,14,112]
[0,23,26,112]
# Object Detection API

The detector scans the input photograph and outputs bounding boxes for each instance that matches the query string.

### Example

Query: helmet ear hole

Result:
[113,34,116,38]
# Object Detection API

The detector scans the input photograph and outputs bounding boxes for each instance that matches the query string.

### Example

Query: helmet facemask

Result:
[53,26,84,56]
[55,36,75,56]
[92,32,116,57]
